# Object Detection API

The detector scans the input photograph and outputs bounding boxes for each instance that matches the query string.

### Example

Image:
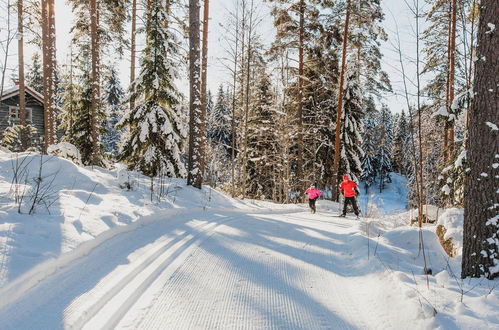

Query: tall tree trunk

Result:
[296,0,304,190]
[461,0,498,280]
[48,0,56,145]
[230,0,240,198]
[41,0,56,152]
[18,0,27,150]
[444,3,451,161]
[331,0,351,201]
[240,0,254,199]
[447,0,458,158]
[129,0,137,110]
[41,0,49,152]
[187,0,203,188]
[465,0,476,132]
[90,0,100,164]
[200,0,210,184]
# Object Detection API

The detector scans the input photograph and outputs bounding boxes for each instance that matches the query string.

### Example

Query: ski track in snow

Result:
[0,210,408,330]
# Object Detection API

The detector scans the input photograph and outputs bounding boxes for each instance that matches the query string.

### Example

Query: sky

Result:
[5,0,429,114]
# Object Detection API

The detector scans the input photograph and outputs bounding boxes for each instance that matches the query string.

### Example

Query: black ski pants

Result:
[342,197,359,216]
[308,198,317,213]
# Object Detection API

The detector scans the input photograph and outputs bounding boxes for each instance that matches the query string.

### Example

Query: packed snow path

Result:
[1,209,411,329]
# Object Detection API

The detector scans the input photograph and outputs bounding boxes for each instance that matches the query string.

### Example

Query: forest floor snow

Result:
[0,152,497,329]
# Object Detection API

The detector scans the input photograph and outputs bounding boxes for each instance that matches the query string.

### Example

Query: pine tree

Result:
[68,0,128,164]
[118,1,186,178]
[102,68,124,156]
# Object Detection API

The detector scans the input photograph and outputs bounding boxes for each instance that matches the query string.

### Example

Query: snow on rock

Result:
[437,208,464,256]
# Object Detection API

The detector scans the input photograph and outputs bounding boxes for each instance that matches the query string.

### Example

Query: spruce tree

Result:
[339,71,364,183]
[360,101,378,191]
[209,85,232,154]
[246,69,279,199]
[392,110,410,175]
[102,68,124,157]
[118,1,186,178]
[376,105,393,191]
[26,53,43,93]
[59,65,101,164]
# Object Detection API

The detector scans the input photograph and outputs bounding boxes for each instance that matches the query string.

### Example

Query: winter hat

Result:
[343,174,349,180]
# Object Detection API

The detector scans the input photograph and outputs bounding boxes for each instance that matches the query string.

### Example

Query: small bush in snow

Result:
[47,142,82,165]
[116,164,135,190]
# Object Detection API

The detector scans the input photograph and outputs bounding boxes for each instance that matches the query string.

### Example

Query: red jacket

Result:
[339,179,358,197]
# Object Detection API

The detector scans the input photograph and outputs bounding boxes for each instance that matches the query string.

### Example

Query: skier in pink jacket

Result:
[305,184,321,214]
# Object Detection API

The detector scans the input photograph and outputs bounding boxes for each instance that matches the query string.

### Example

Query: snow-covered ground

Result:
[0,151,497,329]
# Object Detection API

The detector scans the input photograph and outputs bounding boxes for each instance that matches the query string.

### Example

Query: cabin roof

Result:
[1,85,45,105]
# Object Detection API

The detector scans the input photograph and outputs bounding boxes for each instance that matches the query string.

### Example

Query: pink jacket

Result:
[305,187,321,200]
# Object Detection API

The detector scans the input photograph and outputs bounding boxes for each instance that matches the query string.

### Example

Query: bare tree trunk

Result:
[444,4,451,161]
[0,0,15,135]
[465,0,476,133]
[296,0,304,190]
[18,0,27,150]
[90,0,100,164]
[240,0,254,199]
[187,0,203,188]
[447,0,457,158]
[331,0,351,201]
[200,0,210,184]
[48,0,56,145]
[415,0,424,228]
[41,0,56,152]
[461,0,498,280]
[129,0,137,110]
[230,0,240,198]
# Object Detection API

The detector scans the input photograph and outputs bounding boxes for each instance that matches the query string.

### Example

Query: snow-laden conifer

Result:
[102,68,124,157]
[339,71,364,183]
[118,2,186,178]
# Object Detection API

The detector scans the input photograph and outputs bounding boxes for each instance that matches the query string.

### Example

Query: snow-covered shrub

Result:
[116,164,135,190]
[47,142,82,165]
[0,124,38,152]
[436,208,464,257]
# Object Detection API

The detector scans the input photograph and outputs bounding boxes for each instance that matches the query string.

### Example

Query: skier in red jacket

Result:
[338,174,360,218]
[305,184,321,214]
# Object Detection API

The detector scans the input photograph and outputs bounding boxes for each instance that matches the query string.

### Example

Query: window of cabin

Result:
[8,106,33,122]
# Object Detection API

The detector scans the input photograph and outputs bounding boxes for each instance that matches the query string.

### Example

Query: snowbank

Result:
[437,208,464,256]
[0,151,262,288]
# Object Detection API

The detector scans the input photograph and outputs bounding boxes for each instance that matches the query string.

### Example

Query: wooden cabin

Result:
[0,84,46,147]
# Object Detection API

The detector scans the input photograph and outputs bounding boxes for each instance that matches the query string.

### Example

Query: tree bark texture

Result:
[90,0,100,164]
[187,0,203,188]
[130,0,137,111]
[18,0,27,149]
[461,0,498,279]
[331,0,351,201]
[41,0,56,151]
[447,0,458,158]
[296,0,304,189]
[200,0,210,184]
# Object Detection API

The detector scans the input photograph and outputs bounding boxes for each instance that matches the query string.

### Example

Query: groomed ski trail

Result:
[0,209,403,329]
